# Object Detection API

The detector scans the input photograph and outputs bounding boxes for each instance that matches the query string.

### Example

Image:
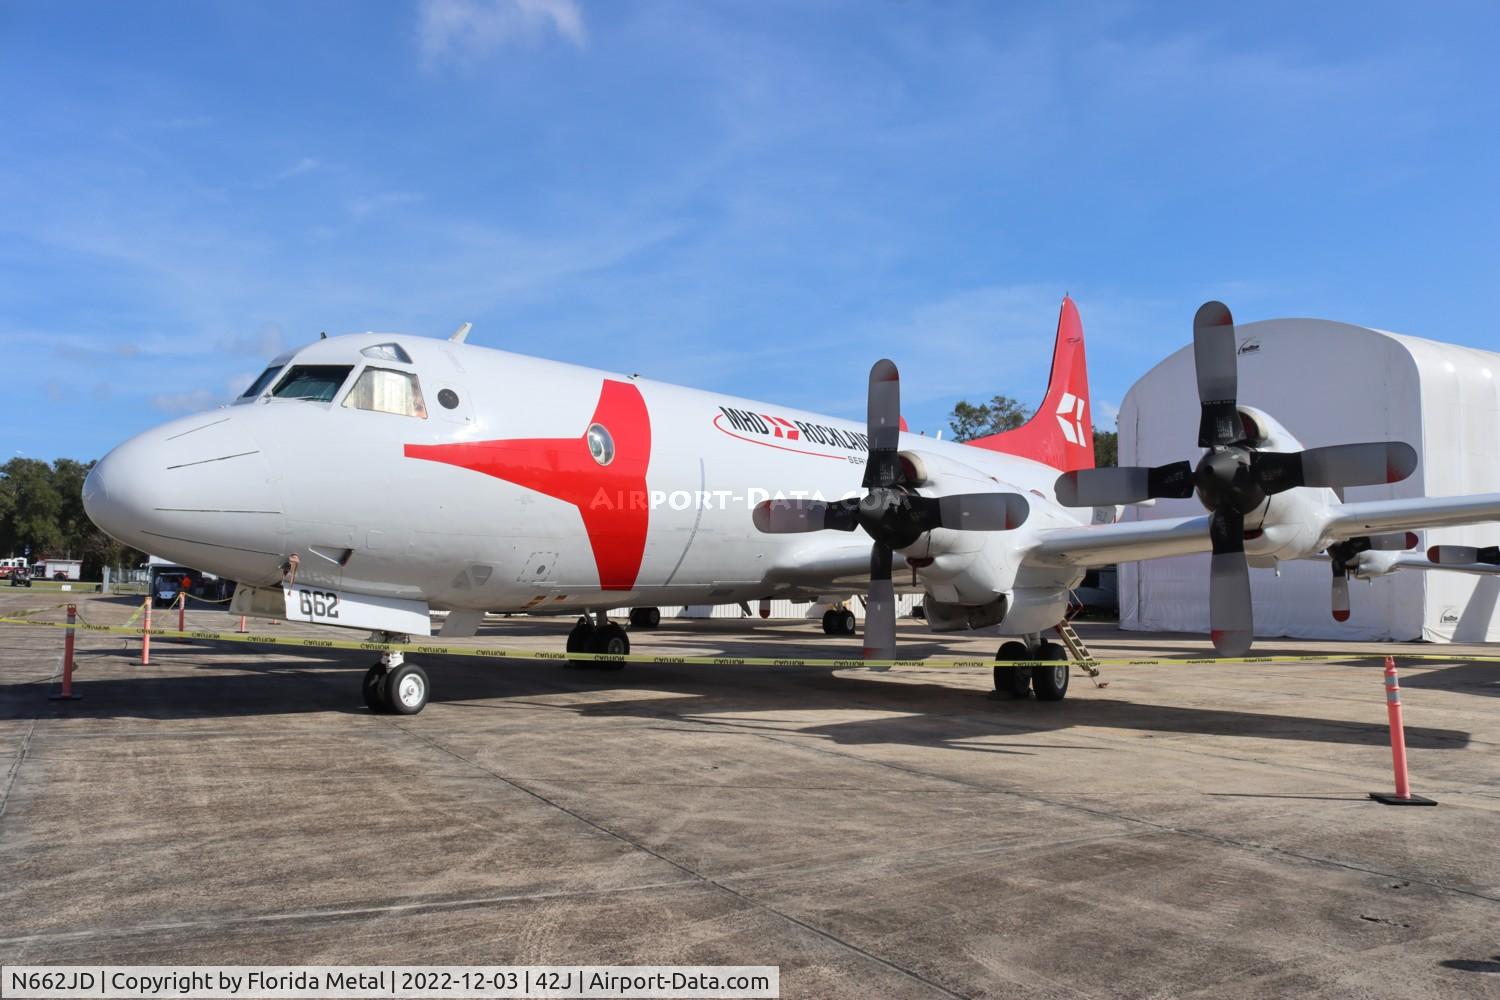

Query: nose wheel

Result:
[362,649,431,714]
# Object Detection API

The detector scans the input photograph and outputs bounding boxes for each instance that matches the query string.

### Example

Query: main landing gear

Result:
[567,614,629,669]
[994,637,1070,702]
[628,606,662,628]
[821,607,858,636]
[363,646,431,715]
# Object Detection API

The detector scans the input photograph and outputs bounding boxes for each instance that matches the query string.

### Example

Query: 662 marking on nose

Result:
[288,586,340,621]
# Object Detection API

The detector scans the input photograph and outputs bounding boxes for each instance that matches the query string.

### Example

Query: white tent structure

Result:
[1118,319,1500,643]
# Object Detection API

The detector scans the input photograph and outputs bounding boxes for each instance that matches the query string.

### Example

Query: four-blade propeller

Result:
[1054,301,1418,655]
[752,359,1029,659]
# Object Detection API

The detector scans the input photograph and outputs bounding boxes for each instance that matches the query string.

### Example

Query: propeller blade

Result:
[1254,442,1418,494]
[1208,507,1253,655]
[864,544,897,660]
[933,491,1030,531]
[1331,573,1351,622]
[1194,301,1242,447]
[1054,462,1194,507]
[751,499,859,534]
[863,359,903,489]
[1367,532,1418,551]
[1429,544,1500,565]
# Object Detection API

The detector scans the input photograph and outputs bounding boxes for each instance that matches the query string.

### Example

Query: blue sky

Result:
[3,1,1497,461]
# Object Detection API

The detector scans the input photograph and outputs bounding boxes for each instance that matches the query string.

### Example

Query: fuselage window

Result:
[271,365,354,402]
[342,367,428,418]
[238,365,284,399]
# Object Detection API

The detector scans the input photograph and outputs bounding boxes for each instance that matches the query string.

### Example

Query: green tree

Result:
[947,395,1031,442]
[0,457,144,578]
[1093,429,1118,468]
[1,458,64,557]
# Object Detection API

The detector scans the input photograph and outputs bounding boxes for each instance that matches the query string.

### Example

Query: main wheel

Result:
[592,622,629,670]
[384,663,430,715]
[994,641,1033,699]
[362,664,389,713]
[839,609,857,635]
[1032,643,1070,702]
[821,609,837,635]
[630,607,662,628]
[566,617,596,667]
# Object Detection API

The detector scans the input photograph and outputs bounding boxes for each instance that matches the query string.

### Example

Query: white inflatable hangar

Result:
[1118,318,1500,643]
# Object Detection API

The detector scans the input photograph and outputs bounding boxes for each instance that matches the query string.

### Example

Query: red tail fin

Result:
[965,296,1094,472]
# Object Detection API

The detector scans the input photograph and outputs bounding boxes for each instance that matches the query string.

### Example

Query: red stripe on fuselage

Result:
[404,380,652,590]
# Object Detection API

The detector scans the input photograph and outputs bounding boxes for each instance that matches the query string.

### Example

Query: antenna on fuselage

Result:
[449,322,472,344]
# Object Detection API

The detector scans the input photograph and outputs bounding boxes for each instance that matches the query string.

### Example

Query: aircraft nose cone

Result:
[84,414,285,572]
[84,434,159,549]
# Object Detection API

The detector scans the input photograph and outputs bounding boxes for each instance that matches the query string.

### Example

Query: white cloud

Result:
[348,191,425,220]
[219,323,285,357]
[273,157,322,182]
[150,389,220,413]
[418,0,585,66]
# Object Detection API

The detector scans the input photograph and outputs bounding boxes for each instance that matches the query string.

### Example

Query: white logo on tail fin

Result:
[1056,393,1086,446]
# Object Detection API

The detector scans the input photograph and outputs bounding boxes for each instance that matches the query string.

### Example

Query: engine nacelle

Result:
[1234,406,1332,561]
[897,448,1024,605]
[923,593,1007,632]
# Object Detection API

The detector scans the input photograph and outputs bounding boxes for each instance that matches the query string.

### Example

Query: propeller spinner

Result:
[1054,301,1418,655]
[752,359,1030,659]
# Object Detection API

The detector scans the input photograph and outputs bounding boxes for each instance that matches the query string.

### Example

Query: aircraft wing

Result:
[767,540,917,592]
[1322,493,1500,540]
[1023,514,1211,568]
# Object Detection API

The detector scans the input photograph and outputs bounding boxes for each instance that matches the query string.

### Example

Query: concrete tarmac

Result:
[2,591,1498,998]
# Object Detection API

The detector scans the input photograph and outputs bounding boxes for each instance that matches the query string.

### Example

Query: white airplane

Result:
[82,299,1500,714]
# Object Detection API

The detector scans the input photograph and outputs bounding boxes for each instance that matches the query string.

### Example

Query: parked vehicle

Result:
[9,567,32,587]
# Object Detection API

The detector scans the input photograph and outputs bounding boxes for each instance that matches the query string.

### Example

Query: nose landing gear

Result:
[362,643,430,714]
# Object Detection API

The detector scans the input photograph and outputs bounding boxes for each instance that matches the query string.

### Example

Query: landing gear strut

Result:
[567,615,629,669]
[993,637,1070,701]
[362,643,430,714]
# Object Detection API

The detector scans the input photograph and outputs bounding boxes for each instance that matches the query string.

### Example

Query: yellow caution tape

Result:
[3,614,1499,668]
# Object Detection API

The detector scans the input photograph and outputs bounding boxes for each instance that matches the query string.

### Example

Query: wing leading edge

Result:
[1024,514,1211,568]
[1321,492,1500,540]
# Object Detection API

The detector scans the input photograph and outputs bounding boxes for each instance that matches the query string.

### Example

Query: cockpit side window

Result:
[271,365,354,402]
[342,367,428,418]
[238,365,284,400]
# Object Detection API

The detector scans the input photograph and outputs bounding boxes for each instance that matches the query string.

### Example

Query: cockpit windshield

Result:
[343,367,427,418]
[238,365,284,400]
[271,365,354,402]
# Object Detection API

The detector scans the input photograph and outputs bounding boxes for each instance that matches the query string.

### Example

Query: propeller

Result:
[1054,301,1419,656]
[1428,544,1500,566]
[752,359,1029,659]
[1327,533,1418,621]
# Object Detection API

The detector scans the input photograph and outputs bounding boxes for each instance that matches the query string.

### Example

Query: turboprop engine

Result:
[752,359,1030,657]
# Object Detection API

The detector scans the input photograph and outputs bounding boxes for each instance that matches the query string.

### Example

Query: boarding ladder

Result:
[1054,597,1105,687]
